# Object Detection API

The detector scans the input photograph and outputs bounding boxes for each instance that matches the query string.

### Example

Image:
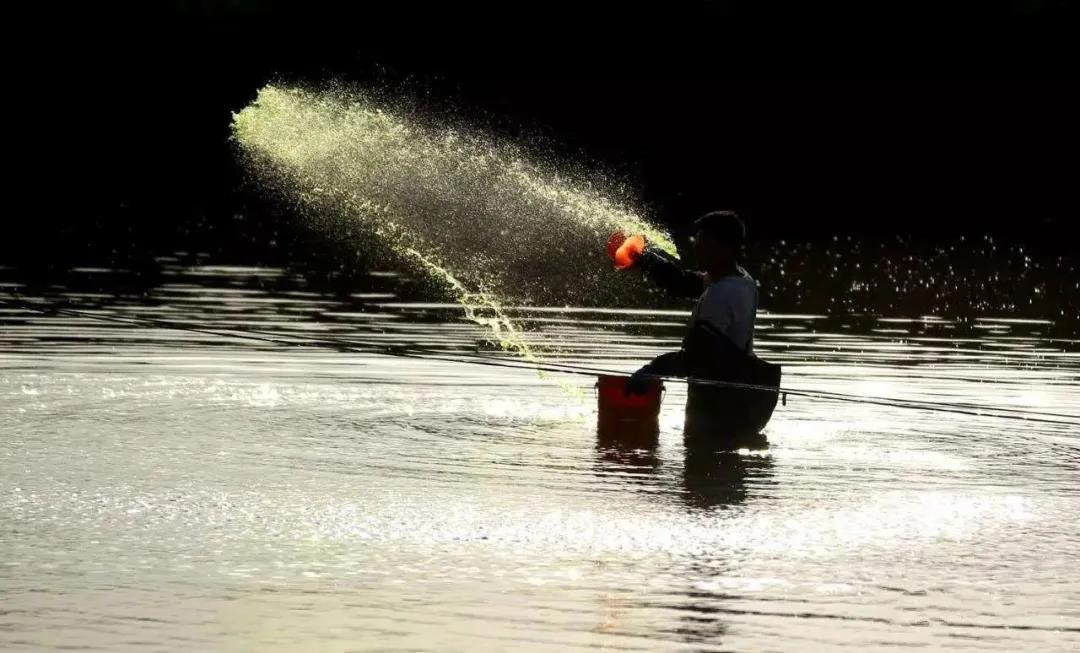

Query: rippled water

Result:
[2,263,1079,651]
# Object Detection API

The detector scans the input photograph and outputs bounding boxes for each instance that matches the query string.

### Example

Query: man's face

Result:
[691,228,710,263]
[691,229,733,269]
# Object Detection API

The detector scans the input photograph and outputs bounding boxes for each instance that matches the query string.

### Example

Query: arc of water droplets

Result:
[232,84,678,368]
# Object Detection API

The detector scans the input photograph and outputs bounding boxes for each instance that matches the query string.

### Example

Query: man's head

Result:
[691,210,745,273]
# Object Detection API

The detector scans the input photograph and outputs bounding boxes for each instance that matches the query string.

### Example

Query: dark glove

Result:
[632,248,658,270]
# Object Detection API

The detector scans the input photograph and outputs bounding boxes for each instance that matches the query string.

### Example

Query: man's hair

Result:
[693,210,746,247]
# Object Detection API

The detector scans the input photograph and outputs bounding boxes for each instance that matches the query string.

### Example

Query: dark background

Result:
[9,1,1079,270]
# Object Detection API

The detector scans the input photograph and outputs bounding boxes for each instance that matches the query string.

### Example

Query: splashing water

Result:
[231,84,677,357]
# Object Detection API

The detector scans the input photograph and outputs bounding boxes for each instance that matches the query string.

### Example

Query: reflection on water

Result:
[682,448,774,512]
[595,424,661,479]
[1,262,1079,651]
[596,422,774,512]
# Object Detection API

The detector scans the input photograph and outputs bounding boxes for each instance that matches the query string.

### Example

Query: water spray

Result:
[231,84,677,362]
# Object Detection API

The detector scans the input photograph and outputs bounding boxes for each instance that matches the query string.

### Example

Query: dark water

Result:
[2,262,1078,651]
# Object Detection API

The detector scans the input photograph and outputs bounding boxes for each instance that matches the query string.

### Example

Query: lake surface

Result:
[2,262,1078,651]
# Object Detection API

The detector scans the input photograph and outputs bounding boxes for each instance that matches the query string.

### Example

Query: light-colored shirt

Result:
[689,267,758,353]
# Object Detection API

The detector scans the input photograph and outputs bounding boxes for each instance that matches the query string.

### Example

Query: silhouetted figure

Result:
[626,211,781,447]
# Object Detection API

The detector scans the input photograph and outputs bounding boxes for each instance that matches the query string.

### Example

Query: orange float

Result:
[605,231,646,269]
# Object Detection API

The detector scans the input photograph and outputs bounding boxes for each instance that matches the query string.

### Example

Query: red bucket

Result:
[596,374,664,428]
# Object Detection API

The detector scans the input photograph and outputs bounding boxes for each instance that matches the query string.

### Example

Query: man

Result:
[626,210,780,444]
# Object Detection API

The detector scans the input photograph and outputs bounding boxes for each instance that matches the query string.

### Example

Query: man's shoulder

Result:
[709,271,756,292]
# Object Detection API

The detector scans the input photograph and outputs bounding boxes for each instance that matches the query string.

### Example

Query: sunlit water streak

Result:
[2,265,1079,651]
